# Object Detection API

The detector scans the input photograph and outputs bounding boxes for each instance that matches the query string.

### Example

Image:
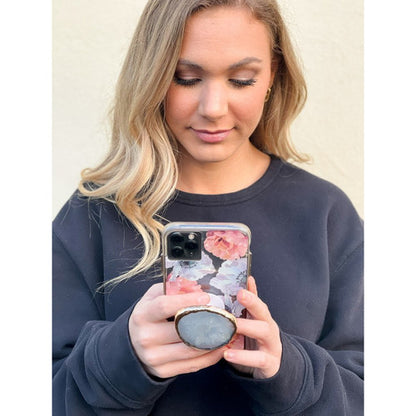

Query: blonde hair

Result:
[79,0,308,286]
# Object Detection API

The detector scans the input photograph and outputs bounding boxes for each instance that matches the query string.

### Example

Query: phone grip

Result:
[174,306,237,350]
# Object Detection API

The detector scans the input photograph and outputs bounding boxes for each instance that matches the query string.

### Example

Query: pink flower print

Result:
[204,230,248,260]
[166,276,204,295]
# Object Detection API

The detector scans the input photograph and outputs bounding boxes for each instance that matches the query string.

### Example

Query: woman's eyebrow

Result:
[228,57,262,69]
[177,57,262,71]
[176,59,203,71]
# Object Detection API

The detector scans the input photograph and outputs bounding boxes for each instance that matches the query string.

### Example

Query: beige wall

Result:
[53,0,363,217]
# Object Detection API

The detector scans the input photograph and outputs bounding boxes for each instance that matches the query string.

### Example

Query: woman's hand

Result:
[223,276,283,379]
[128,283,227,379]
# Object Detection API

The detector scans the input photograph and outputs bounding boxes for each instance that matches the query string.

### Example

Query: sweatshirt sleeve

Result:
[224,191,364,415]
[52,204,174,415]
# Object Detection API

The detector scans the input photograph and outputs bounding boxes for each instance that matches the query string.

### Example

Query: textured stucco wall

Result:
[53,0,363,217]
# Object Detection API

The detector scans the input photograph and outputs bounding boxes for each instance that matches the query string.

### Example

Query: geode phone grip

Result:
[174,305,237,350]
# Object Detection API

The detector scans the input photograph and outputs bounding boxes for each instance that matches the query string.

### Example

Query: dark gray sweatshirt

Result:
[53,157,363,415]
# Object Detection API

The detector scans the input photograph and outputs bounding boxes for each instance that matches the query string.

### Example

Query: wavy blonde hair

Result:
[79,0,308,286]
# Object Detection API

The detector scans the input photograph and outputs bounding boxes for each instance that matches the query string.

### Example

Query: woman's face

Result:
[165,7,276,166]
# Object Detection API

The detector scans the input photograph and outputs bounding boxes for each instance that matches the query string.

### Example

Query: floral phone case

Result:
[162,222,251,318]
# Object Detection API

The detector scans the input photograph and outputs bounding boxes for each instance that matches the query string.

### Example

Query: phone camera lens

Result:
[171,246,184,258]
[170,232,185,244]
[167,231,201,260]
[185,241,198,251]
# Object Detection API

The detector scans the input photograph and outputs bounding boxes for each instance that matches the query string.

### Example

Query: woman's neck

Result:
[176,145,271,195]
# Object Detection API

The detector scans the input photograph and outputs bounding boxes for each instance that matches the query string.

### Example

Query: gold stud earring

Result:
[264,87,272,103]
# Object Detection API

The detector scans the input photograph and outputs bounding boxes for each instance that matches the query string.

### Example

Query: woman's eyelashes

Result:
[231,78,257,88]
[173,76,200,87]
[173,75,257,88]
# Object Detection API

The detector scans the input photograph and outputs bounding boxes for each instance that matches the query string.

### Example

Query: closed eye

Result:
[230,79,257,88]
[173,76,201,87]
[174,76,257,89]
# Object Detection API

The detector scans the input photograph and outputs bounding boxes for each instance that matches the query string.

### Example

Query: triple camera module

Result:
[167,232,202,261]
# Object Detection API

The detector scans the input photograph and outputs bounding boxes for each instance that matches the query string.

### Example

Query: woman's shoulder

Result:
[53,189,121,241]
[270,158,363,248]
[272,159,363,265]
[272,158,360,215]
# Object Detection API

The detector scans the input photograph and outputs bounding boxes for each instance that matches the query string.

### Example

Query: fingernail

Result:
[224,350,235,360]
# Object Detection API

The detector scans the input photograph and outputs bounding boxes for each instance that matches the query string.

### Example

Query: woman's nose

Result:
[198,82,228,120]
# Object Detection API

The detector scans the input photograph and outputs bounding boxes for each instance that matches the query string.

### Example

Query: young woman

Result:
[53,0,363,414]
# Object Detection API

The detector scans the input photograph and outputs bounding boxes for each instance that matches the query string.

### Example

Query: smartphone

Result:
[162,222,252,316]
[161,222,252,349]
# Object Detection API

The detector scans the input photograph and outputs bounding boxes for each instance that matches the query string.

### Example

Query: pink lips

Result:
[192,128,232,143]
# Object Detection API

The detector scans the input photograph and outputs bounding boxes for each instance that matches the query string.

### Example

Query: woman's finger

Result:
[150,347,226,379]
[140,341,223,369]
[132,321,181,348]
[223,348,281,379]
[140,282,164,301]
[133,291,210,323]
[247,276,258,295]
[237,288,273,322]
[234,318,279,347]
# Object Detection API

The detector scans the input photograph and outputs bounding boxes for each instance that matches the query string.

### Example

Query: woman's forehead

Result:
[180,7,272,65]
